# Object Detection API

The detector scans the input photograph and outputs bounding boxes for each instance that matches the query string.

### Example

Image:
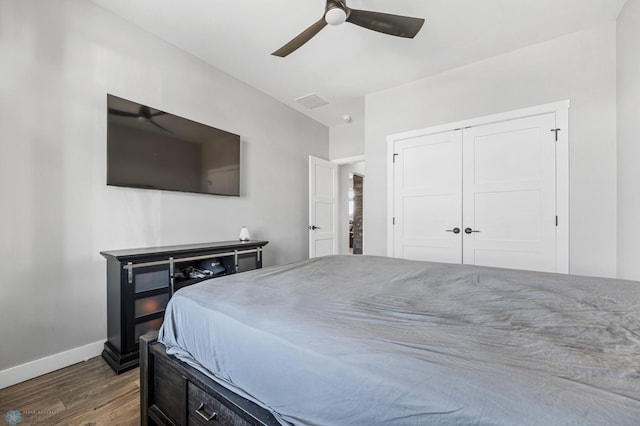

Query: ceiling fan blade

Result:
[272,17,328,57]
[108,108,139,118]
[148,119,171,133]
[346,9,424,38]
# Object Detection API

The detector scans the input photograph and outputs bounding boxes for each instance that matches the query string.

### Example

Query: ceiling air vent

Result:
[295,93,329,110]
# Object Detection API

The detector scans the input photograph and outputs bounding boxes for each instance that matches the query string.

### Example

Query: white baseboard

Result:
[0,340,104,389]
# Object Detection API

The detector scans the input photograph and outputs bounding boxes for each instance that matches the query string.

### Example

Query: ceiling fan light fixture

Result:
[271,0,424,57]
[325,7,347,26]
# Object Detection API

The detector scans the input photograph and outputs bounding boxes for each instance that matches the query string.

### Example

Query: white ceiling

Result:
[89,0,627,127]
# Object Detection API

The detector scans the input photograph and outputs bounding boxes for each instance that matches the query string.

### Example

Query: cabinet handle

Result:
[169,257,175,296]
[464,228,480,234]
[127,262,133,284]
[195,402,218,422]
[445,228,461,234]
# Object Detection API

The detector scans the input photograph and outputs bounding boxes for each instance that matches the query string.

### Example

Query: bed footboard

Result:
[139,332,279,426]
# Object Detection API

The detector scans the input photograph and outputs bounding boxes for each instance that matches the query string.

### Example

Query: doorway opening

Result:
[338,159,365,255]
[349,173,363,254]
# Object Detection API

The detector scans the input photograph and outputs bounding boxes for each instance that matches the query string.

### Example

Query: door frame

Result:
[386,100,570,273]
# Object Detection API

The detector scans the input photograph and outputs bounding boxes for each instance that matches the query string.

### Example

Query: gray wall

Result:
[330,118,365,160]
[617,0,640,280]
[364,23,618,279]
[0,0,328,372]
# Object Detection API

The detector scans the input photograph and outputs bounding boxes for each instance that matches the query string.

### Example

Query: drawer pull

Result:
[195,402,218,422]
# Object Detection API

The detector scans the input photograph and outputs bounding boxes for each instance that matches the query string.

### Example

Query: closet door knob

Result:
[465,228,480,234]
[445,228,461,234]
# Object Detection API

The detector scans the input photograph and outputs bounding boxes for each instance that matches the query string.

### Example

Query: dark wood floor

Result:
[0,357,139,425]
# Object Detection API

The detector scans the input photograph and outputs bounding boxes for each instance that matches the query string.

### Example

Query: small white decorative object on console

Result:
[239,226,251,241]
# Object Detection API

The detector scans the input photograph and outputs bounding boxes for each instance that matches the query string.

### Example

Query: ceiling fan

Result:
[272,0,425,57]
[108,105,171,132]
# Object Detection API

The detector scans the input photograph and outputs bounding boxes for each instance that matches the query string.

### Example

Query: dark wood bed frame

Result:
[140,332,280,426]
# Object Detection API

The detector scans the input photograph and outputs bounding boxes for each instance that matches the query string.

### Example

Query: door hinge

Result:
[551,128,561,142]
[393,153,399,163]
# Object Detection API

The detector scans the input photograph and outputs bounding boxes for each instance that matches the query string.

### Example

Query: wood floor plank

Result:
[0,357,139,425]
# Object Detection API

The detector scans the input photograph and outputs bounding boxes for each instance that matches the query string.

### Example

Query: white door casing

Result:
[309,156,338,258]
[387,101,569,274]
[393,130,463,263]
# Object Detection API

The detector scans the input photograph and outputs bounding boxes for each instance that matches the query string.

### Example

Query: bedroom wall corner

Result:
[616,0,640,281]
[329,115,365,161]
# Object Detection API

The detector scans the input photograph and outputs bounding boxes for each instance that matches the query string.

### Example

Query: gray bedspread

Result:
[159,255,640,425]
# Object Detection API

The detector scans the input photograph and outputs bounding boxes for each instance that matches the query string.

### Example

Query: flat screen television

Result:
[107,94,240,196]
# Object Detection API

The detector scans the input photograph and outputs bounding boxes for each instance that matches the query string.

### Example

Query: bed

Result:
[140,255,640,425]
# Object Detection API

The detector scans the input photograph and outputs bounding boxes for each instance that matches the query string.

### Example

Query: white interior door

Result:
[309,156,337,258]
[462,113,557,272]
[393,130,463,263]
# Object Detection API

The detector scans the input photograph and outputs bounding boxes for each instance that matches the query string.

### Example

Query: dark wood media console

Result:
[101,240,269,374]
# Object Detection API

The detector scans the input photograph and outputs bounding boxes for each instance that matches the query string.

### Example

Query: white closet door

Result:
[462,113,557,272]
[393,130,463,263]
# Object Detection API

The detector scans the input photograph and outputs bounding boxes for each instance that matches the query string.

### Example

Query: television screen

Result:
[107,94,240,196]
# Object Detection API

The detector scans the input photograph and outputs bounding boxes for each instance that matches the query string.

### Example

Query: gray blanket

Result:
[159,255,640,425]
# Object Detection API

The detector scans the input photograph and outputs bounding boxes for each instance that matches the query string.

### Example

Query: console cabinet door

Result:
[237,252,261,272]
[125,264,170,354]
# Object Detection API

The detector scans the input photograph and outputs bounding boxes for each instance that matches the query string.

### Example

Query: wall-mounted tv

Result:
[107,94,240,196]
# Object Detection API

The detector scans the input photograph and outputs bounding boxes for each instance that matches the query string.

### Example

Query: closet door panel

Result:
[393,131,463,263]
[474,190,541,242]
[462,113,557,272]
